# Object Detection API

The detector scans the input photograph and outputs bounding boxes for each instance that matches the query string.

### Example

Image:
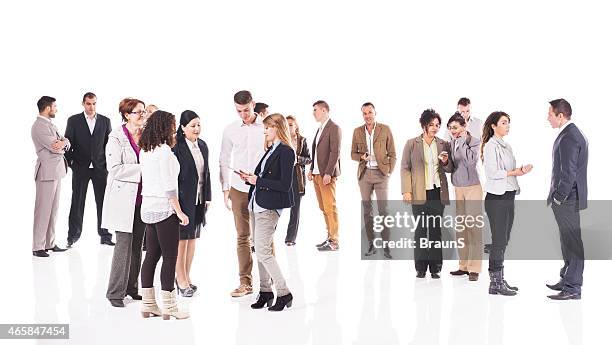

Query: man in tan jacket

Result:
[31,96,70,257]
[351,102,396,258]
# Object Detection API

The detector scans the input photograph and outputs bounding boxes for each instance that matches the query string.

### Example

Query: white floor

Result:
[2,179,609,345]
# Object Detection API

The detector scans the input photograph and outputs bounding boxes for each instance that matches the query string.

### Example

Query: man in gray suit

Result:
[31,96,70,257]
[545,98,588,300]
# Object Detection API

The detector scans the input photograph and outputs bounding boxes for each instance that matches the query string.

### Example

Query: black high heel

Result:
[251,292,274,309]
[268,293,293,311]
[175,279,194,297]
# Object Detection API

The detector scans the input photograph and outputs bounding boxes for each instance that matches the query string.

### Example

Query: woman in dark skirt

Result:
[172,110,211,297]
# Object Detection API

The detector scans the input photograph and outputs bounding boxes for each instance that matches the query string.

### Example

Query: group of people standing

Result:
[30,91,588,323]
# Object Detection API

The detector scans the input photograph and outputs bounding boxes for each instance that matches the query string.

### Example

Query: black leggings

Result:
[141,214,180,291]
[485,191,516,272]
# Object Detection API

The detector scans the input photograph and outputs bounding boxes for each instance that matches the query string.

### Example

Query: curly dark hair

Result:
[139,110,176,152]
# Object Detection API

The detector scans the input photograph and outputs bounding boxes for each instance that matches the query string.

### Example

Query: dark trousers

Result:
[285,172,303,243]
[485,191,516,272]
[412,188,445,274]
[68,167,111,242]
[552,190,584,293]
[106,205,146,299]
[141,215,180,292]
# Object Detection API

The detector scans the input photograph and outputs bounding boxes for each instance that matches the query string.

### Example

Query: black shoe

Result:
[67,238,75,248]
[190,284,197,292]
[101,238,115,246]
[431,272,441,279]
[126,292,142,300]
[450,269,469,276]
[109,299,125,307]
[318,241,338,252]
[364,242,377,257]
[484,243,491,254]
[416,271,426,278]
[268,293,293,311]
[46,245,67,252]
[251,292,275,309]
[33,250,49,257]
[546,281,564,291]
[175,279,195,297]
[316,239,329,248]
[548,291,581,300]
[383,249,393,259]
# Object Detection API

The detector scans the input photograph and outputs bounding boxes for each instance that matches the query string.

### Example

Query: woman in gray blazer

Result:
[103,98,155,310]
[481,111,532,296]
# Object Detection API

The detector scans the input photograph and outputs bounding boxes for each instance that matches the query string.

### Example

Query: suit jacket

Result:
[31,117,71,181]
[248,142,295,210]
[173,136,212,229]
[547,123,588,210]
[64,112,111,172]
[294,135,311,195]
[400,135,454,205]
[351,123,397,179]
[310,119,342,177]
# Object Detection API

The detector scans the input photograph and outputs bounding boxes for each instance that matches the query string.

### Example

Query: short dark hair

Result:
[457,97,471,107]
[361,102,375,110]
[447,111,466,128]
[419,109,442,129]
[254,102,268,113]
[37,96,56,113]
[549,98,572,119]
[234,90,253,105]
[82,92,97,102]
[313,100,329,112]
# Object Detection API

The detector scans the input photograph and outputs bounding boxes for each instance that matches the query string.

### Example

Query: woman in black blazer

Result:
[172,110,211,297]
[285,115,311,246]
[241,113,295,312]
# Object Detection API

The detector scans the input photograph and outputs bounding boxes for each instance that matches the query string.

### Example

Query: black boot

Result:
[489,270,517,296]
[251,292,274,309]
[365,242,377,256]
[268,293,293,311]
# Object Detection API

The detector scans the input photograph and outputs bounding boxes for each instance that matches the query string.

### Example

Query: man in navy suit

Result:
[545,98,588,300]
[64,92,114,247]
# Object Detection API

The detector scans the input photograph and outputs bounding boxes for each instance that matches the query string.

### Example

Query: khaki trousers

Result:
[455,184,483,273]
[312,175,339,243]
[229,188,253,286]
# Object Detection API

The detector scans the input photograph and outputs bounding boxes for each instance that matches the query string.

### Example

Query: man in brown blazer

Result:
[350,102,396,258]
[308,100,342,251]
[31,96,70,257]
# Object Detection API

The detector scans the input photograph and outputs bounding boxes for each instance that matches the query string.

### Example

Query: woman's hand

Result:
[177,212,189,226]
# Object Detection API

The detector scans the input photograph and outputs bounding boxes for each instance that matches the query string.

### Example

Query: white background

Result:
[1,1,610,344]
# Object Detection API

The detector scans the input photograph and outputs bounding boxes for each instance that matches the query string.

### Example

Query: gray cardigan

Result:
[449,134,481,187]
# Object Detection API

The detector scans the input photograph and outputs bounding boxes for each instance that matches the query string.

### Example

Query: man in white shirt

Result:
[445,97,483,141]
[219,90,266,297]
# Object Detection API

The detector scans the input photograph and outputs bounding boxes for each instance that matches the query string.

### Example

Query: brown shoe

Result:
[230,284,253,297]
[469,272,479,281]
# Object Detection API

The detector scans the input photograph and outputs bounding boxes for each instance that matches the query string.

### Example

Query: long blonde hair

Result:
[263,113,294,151]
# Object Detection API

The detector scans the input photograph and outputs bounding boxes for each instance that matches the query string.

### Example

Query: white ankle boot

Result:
[140,287,162,318]
[161,289,189,320]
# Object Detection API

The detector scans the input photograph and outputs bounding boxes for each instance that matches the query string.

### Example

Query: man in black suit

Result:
[64,92,114,247]
[545,98,588,300]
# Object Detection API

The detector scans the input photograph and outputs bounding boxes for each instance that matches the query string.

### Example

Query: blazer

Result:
[294,135,311,195]
[31,117,70,181]
[248,142,295,210]
[310,119,342,177]
[173,136,212,230]
[101,126,141,233]
[400,135,454,205]
[547,123,588,210]
[64,112,111,172]
[350,122,397,179]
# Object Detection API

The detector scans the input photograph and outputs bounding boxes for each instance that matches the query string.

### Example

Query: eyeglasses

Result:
[130,110,146,116]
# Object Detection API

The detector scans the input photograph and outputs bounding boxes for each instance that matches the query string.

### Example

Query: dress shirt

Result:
[423,137,441,190]
[365,123,378,169]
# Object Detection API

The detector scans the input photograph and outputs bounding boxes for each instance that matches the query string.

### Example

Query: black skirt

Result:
[180,203,205,240]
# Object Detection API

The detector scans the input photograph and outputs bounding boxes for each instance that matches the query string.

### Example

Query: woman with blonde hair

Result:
[241,113,296,311]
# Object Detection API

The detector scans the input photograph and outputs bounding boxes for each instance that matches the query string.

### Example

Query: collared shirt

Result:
[84,112,97,167]
[557,120,573,140]
[249,140,282,215]
[219,115,266,193]
[364,122,378,169]
[312,117,330,175]
[187,138,205,204]
[423,137,441,190]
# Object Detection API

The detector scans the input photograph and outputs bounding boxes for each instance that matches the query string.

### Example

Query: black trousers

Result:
[285,172,303,243]
[552,190,584,293]
[485,191,516,272]
[141,215,180,292]
[68,168,111,242]
[412,188,445,274]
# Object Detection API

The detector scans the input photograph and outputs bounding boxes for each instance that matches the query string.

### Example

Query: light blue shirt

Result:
[249,140,283,215]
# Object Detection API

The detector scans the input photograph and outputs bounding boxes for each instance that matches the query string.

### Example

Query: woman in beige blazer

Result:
[401,109,454,278]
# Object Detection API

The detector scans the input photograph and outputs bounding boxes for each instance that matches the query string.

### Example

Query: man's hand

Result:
[307,171,313,181]
[323,174,332,185]
[223,190,232,211]
[51,139,65,151]
[403,192,413,203]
